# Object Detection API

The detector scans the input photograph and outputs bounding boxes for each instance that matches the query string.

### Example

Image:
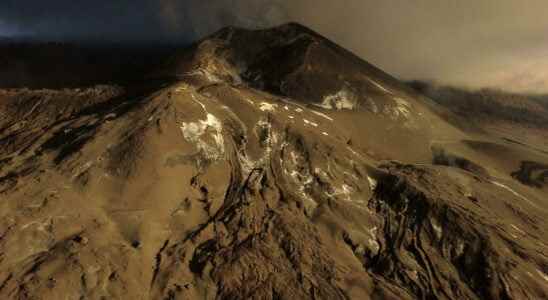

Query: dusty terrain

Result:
[0,23,547,299]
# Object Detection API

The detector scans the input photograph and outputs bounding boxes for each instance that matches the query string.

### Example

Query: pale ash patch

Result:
[310,109,334,121]
[180,113,225,160]
[239,119,279,174]
[383,97,419,129]
[393,97,412,118]
[537,270,548,283]
[329,184,355,202]
[491,181,539,208]
[367,227,380,255]
[283,148,317,213]
[509,224,525,238]
[278,97,306,112]
[510,224,525,235]
[20,219,52,231]
[314,167,330,180]
[289,169,317,212]
[18,217,60,257]
[289,151,299,165]
[368,79,393,95]
[347,146,366,161]
[383,97,412,121]
[259,102,278,112]
[257,119,279,147]
[430,219,443,240]
[303,119,319,127]
[72,161,94,180]
[367,176,377,191]
[180,56,243,84]
[341,184,354,198]
[174,83,191,93]
[327,182,368,209]
[319,89,357,110]
[190,94,207,112]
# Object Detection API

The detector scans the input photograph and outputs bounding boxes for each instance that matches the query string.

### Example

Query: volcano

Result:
[1,23,547,300]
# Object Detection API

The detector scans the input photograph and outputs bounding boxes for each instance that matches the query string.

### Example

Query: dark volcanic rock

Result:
[512,161,548,188]
[0,24,547,300]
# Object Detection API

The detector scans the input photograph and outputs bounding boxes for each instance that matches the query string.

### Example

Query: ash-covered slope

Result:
[0,24,547,300]
[409,81,548,194]
[157,23,466,163]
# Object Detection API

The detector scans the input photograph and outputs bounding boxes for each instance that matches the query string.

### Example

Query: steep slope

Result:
[157,23,467,163]
[0,24,547,300]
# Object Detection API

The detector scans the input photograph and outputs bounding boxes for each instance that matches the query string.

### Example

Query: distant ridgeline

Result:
[408,80,548,128]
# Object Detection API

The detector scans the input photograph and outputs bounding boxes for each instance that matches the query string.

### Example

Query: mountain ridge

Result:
[0,23,547,300]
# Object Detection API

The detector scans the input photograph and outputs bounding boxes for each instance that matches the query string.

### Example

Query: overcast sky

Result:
[2,0,548,93]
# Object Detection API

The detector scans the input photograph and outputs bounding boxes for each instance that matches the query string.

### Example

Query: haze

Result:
[2,0,548,93]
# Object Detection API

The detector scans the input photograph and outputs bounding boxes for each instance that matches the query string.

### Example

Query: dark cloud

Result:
[154,0,289,39]
[1,1,548,92]
[0,0,289,41]
[0,1,178,41]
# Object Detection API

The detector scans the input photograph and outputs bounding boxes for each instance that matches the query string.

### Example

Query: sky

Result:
[1,0,548,93]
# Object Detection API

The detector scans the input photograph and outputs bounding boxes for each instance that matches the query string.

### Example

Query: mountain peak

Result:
[211,22,320,41]
[159,23,412,108]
